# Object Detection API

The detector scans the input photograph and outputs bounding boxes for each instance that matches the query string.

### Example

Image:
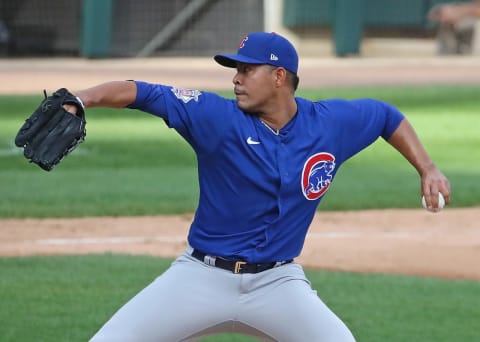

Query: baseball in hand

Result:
[422,193,445,211]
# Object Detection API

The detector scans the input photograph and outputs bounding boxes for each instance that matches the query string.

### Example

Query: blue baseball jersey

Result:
[128,81,404,263]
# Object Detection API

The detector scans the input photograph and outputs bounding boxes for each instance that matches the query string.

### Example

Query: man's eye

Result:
[237,65,252,73]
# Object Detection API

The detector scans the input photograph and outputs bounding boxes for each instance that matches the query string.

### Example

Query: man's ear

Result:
[274,67,287,87]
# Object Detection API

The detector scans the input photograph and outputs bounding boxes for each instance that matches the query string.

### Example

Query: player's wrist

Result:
[75,96,85,109]
[417,161,437,178]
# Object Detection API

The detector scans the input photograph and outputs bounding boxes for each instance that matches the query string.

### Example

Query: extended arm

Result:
[387,119,451,212]
[64,81,137,112]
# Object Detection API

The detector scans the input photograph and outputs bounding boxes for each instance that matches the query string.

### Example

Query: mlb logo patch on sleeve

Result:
[171,87,202,103]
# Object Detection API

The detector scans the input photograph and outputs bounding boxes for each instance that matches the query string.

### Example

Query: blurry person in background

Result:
[428,0,480,54]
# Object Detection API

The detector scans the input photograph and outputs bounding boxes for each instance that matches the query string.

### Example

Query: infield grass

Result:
[1,86,479,341]
[0,254,479,342]
[1,85,479,217]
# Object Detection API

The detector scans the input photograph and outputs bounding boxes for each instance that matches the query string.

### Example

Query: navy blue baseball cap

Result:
[214,32,299,75]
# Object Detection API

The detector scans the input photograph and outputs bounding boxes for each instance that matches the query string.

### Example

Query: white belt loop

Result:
[186,244,216,266]
[204,255,216,266]
[185,244,194,255]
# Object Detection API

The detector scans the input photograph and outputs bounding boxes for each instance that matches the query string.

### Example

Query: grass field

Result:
[1,85,479,341]
[1,255,479,342]
[1,85,479,217]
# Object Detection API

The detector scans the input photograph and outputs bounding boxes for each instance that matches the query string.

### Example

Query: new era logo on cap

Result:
[214,32,299,74]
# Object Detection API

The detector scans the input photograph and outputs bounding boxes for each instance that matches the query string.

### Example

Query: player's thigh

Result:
[90,254,238,342]
[241,264,356,342]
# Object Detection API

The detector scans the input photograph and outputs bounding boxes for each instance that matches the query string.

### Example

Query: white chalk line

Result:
[35,236,186,245]
[0,145,22,156]
[31,231,422,246]
[308,232,420,239]
[0,141,90,157]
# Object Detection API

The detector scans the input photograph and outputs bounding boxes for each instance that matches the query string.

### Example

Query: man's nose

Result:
[232,73,241,85]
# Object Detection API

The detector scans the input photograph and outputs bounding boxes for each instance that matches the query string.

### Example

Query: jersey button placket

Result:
[277,140,289,179]
[276,138,290,219]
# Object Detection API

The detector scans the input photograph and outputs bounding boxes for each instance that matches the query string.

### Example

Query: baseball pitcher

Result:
[18,32,450,341]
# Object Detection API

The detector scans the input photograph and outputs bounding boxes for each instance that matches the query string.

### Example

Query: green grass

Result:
[1,85,479,217]
[1,86,479,341]
[0,254,478,342]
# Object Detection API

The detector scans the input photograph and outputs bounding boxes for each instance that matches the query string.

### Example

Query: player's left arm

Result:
[61,81,137,114]
[387,118,451,211]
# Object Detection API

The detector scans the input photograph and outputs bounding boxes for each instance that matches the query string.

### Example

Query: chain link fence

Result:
[0,0,263,57]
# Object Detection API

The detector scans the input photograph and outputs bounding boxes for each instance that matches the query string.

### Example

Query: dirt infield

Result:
[1,56,479,281]
[2,56,480,94]
[1,208,479,280]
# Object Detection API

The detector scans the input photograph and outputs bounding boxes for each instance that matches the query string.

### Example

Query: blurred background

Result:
[0,0,477,59]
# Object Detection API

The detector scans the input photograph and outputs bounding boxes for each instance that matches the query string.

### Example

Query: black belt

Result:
[190,249,292,274]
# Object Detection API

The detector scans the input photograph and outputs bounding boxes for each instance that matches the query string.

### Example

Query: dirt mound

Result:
[1,208,479,280]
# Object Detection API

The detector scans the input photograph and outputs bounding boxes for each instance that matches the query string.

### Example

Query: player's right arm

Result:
[387,118,451,210]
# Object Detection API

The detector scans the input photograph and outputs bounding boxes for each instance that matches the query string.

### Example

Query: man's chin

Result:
[236,100,255,114]
[236,100,246,110]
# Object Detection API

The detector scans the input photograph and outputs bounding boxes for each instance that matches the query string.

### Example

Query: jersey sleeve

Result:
[127,81,235,154]
[321,98,405,162]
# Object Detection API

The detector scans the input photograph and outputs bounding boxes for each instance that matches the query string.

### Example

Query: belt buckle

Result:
[234,261,247,274]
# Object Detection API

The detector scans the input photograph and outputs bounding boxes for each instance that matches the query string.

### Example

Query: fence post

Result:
[81,0,113,58]
[332,0,364,56]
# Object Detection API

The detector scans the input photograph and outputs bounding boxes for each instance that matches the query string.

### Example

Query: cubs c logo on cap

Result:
[214,32,299,75]
[301,152,336,200]
[239,36,248,48]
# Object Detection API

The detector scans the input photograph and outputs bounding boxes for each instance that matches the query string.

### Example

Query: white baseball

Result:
[422,193,445,211]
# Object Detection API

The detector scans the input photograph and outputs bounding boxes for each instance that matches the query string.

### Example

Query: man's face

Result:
[233,63,277,114]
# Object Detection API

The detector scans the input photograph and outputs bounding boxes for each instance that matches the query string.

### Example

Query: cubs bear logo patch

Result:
[301,152,336,200]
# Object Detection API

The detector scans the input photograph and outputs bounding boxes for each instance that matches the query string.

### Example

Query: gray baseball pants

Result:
[90,251,356,341]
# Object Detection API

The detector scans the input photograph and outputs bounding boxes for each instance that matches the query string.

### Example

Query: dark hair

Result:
[287,71,300,91]
[269,65,299,91]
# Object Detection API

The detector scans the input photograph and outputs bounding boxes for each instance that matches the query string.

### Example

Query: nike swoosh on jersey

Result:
[246,137,261,145]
